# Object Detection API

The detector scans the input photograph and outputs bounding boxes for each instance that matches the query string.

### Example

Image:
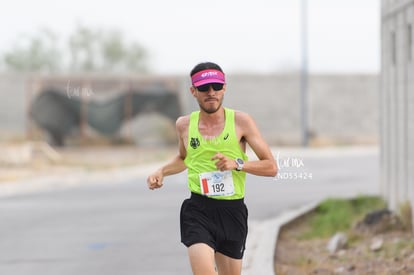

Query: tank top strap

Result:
[223,108,235,136]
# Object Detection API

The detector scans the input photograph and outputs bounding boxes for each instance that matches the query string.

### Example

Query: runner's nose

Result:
[207,86,215,95]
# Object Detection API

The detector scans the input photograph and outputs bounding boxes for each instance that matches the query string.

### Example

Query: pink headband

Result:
[191,69,226,87]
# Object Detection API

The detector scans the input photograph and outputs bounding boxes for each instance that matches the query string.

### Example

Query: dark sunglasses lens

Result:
[196,84,210,92]
[196,83,224,92]
[211,83,223,91]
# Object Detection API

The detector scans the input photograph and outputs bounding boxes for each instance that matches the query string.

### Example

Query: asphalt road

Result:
[0,147,380,275]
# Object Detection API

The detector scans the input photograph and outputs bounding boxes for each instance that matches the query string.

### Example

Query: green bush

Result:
[301,195,387,239]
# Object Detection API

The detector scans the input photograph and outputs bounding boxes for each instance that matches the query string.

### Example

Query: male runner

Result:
[147,61,277,275]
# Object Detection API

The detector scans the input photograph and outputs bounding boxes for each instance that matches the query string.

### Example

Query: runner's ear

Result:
[190,86,197,97]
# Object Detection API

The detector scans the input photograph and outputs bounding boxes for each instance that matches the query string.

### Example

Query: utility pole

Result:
[300,0,309,147]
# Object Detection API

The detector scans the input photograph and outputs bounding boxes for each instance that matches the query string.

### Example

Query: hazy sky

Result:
[1,0,380,74]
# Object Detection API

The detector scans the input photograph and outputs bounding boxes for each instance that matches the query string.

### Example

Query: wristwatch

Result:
[235,158,244,171]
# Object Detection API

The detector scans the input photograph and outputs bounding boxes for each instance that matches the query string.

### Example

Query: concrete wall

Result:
[223,74,302,145]
[380,0,414,226]
[0,73,379,146]
[186,73,379,146]
[0,74,27,140]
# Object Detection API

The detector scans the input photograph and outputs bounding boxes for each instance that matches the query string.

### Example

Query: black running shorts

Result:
[180,192,248,259]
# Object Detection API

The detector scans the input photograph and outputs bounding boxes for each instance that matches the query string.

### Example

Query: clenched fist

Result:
[211,152,237,171]
[147,170,164,190]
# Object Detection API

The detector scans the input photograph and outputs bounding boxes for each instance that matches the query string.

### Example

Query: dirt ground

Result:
[0,144,177,183]
[274,211,414,275]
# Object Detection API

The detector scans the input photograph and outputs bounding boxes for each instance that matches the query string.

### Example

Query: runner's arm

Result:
[147,117,188,189]
[237,112,277,177]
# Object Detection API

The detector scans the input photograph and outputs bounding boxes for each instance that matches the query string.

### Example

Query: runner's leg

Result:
[187,243,217,275]
[215,252,242,275]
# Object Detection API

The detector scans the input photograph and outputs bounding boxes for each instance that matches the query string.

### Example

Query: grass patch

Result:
[399,200,413,231]
[301,195,387,239]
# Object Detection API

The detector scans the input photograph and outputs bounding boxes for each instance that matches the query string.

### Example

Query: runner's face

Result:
[192,84,226,114]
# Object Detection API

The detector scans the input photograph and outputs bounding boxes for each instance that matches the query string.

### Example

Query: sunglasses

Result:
[195,83,224,92]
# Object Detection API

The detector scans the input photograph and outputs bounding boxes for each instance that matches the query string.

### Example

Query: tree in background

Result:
[2,29,61,73]
[68,25,148,73]
[1,25,149,74]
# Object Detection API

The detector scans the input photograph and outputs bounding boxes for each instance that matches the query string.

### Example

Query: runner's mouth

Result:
[205,98,218,102]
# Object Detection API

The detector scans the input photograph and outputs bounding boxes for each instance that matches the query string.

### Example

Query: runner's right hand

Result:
[147,170,164,190]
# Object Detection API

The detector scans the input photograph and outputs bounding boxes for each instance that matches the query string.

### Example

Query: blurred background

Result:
[0,0,384,189]
[0,0,380,161]
[2,1,414,273]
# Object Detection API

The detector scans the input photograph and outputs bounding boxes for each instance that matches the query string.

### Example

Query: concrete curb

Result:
[242,201,321,275]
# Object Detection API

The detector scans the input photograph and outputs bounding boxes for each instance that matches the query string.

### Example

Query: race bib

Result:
[199,171,235,196]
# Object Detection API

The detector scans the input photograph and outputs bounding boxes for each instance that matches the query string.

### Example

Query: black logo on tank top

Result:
[190,137,200,149]
[223,133,229,140]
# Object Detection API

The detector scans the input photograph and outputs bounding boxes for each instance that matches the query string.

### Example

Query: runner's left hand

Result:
[211,152,237,171]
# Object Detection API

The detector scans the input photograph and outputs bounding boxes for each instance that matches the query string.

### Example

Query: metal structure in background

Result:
[300,0,309,147]
[380,0,414,227]
[26,75,181,146]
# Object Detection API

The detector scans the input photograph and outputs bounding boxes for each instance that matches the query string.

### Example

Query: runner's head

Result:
[190,62,226,114]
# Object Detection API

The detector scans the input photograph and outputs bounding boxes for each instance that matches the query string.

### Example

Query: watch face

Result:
[236,158,244,171]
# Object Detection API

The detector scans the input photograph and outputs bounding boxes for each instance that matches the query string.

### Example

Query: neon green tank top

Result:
[184,108,248,200]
